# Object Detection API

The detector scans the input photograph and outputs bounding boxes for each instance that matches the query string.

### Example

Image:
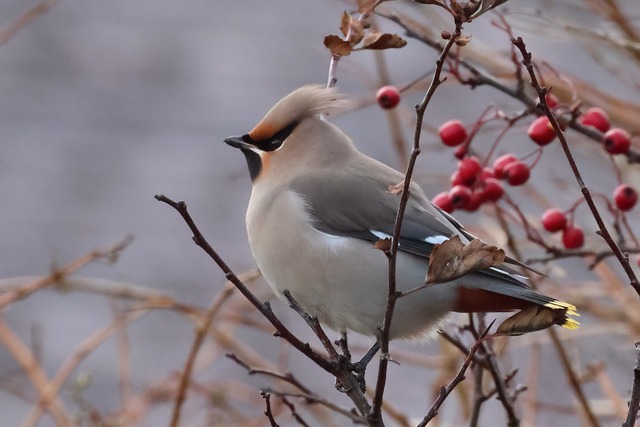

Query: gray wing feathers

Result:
[289,160,457,245]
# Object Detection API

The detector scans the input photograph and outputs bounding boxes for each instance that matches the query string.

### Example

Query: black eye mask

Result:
[243,121,299,152]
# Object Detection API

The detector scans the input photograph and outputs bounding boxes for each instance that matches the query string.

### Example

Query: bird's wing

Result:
[289,163,461,260]
[289,158,539,288]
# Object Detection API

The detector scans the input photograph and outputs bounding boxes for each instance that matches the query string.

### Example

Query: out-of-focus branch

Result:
[0,236,134,309]
[0,0,58,46]
[170,269,259,427]
[0,314,71,427]
[22,309,148,427]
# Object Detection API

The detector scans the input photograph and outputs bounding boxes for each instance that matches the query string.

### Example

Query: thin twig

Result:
[226,353,314,395]
[622,342,640,427]
[416,321,494,427]
[0,236,133,309]
[369,18,464,425]
[280,396,311,427]
[264,389,367,425]
[261,391,280,427]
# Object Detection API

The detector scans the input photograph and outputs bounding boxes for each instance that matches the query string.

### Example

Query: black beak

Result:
[224,135,254,151]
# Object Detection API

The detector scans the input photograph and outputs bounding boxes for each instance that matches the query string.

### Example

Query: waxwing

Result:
[225,85,579,340]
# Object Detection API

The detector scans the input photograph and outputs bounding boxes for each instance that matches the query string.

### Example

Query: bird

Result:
[225,84,579,341]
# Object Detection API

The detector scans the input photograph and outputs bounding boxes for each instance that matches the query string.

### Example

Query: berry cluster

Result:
[579,107,633,155]
[431,119,542,213]
[540,208,584,249]
[539,184,638,249]
[376,86,638,255]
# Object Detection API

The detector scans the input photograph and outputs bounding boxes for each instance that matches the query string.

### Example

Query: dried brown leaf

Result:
[361,32,407,50]
[374,238,392,252]
[340,11,350,37]
[358,0,378,13]
[426,237,505,284]
[496,305,567,335]
[323,35,352,56]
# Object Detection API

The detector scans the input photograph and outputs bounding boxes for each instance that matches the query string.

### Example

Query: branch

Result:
[154,195,372,418]
[369,18,464,425]
[511,37,640,300]
[170,270,259,427]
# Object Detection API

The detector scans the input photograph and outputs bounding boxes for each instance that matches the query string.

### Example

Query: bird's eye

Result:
[270,139,284,150]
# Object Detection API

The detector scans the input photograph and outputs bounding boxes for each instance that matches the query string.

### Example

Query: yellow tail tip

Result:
[544,300,580,329]
[562,317,581,330]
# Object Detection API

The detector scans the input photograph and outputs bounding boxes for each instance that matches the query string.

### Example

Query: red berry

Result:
[603,128,631,154]
[451,170,475,187]
[528,116,557,146]
[458,156,482,182]
[449,185,472,209]
[463,191,485,212]
[493,154,518,179]
[503,161,530,186]
[579,107,610,133]
[479,167,496,181]
[636,254,640,268]
[481,178,504,202]
[377,86,400,109]
[539,93,559,109]
[613,184,638,211]
[438,120,467,147]
[541,208,568,232]
[433,191,454,213]
[562,225,585,249]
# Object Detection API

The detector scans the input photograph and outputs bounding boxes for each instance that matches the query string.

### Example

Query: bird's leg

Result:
[333,336,381,393]
[350,341,381,374]
[345,341,381,393]
[335,331,352,360]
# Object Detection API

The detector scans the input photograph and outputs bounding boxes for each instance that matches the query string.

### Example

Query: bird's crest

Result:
[249,85,351,141]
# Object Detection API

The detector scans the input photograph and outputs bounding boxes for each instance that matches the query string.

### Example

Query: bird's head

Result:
[225,85,353,183]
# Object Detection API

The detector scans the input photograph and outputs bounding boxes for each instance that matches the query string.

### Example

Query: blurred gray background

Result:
[1,0,638,426]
